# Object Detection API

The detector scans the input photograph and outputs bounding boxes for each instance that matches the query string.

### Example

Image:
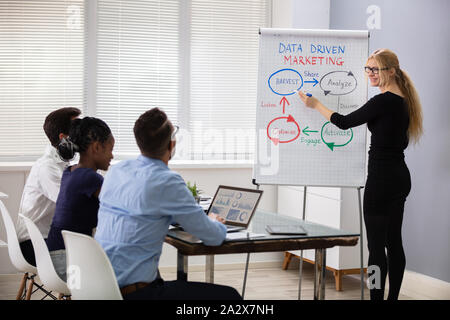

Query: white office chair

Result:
[20,214,71,299]
[0,199,55,300]
[61,230,123,300]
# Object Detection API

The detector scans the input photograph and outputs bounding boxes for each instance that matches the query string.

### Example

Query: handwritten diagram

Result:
[264,67,356,151]
[255,28,369,187]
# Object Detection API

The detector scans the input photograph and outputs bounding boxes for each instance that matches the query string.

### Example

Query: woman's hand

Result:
[298,91,334,121]
[298,91,319,109]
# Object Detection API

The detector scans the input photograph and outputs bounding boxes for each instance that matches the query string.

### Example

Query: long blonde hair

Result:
[368,49,423,144]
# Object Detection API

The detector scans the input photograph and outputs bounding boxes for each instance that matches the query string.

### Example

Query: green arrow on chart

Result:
[324,141,335,151]
[302,126,318,136]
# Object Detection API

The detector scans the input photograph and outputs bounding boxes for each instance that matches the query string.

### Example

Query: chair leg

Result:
[25,275,34,300]
[16,273,28,300]
[58,293,71,300]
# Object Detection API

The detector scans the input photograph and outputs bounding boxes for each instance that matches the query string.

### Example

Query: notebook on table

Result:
[265,224,307,235]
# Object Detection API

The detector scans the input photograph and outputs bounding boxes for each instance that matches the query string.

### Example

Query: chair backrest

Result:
[20,214,70,295]
[0,200,37,274]
[62,230,123,300]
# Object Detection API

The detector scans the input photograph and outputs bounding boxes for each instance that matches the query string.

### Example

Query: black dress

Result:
[330,91,411,300]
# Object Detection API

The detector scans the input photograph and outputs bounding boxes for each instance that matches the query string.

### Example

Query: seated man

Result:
[16,107,81,266]
[95,108,241,300]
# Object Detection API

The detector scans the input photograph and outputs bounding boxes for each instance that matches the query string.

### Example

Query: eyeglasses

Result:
[364,66,389,74]
[171,125,179,140]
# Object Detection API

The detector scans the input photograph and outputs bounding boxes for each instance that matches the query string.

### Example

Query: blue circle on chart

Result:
[239,212,248,222]
[268,68,304,96]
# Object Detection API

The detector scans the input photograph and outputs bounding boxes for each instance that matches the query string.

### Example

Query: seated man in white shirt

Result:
[15,107,81,266]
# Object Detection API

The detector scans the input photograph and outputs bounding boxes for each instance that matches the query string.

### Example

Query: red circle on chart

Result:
[266,115,301,144]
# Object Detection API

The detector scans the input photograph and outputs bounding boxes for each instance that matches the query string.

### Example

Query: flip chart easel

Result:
[252,28,370,300]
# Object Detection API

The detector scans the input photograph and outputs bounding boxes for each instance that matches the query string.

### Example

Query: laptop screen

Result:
[207,185,263,227]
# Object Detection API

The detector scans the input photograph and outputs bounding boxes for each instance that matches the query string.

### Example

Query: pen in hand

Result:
[298,91,316,109]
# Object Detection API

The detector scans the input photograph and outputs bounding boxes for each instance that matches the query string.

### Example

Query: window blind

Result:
[0,0,85,160]
[0,0,270,161]
[97,0,270,160]
[189,0,270,160]
[96,0,180,157]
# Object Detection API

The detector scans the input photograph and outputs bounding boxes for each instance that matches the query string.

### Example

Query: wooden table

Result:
[165,210,359,300]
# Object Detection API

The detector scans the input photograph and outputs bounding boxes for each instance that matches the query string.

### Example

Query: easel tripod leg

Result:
[298,186,308,300]
[357,186,365,300]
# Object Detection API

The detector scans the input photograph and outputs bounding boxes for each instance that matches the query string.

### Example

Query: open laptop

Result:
[207,185,263,232]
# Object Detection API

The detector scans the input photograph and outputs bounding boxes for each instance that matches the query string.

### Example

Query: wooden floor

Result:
[0,262,414,300]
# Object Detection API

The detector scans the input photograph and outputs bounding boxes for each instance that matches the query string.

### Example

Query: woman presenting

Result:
[298,49,423,300]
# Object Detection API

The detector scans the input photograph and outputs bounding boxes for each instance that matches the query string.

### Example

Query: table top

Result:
[165,209,359,255]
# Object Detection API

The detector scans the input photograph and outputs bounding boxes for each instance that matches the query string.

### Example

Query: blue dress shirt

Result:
[94,155,227,288]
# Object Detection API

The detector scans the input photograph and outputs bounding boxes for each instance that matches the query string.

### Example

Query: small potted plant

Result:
[186,181,201,203]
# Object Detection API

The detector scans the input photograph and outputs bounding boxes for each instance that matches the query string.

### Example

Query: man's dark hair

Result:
[43,107,81,147]
[134,108,173,158]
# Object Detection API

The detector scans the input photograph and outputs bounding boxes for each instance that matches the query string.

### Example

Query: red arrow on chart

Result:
[280,96,290,114]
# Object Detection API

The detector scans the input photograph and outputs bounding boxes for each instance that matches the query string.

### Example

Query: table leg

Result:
[313,248,326,300]
[205,255,214,283]
[298,250,304,300]
[241,252,251,299]
[177,252,188,281]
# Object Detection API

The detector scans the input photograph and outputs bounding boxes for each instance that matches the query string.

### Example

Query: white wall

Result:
[292,0,330,29]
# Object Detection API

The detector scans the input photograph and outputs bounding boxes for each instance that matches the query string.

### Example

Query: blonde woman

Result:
[299,49,423,300]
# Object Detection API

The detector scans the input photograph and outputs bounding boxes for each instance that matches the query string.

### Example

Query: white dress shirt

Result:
[16,145,69,242]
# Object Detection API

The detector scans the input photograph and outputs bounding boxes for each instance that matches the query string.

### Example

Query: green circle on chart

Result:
[320,121,353,151]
